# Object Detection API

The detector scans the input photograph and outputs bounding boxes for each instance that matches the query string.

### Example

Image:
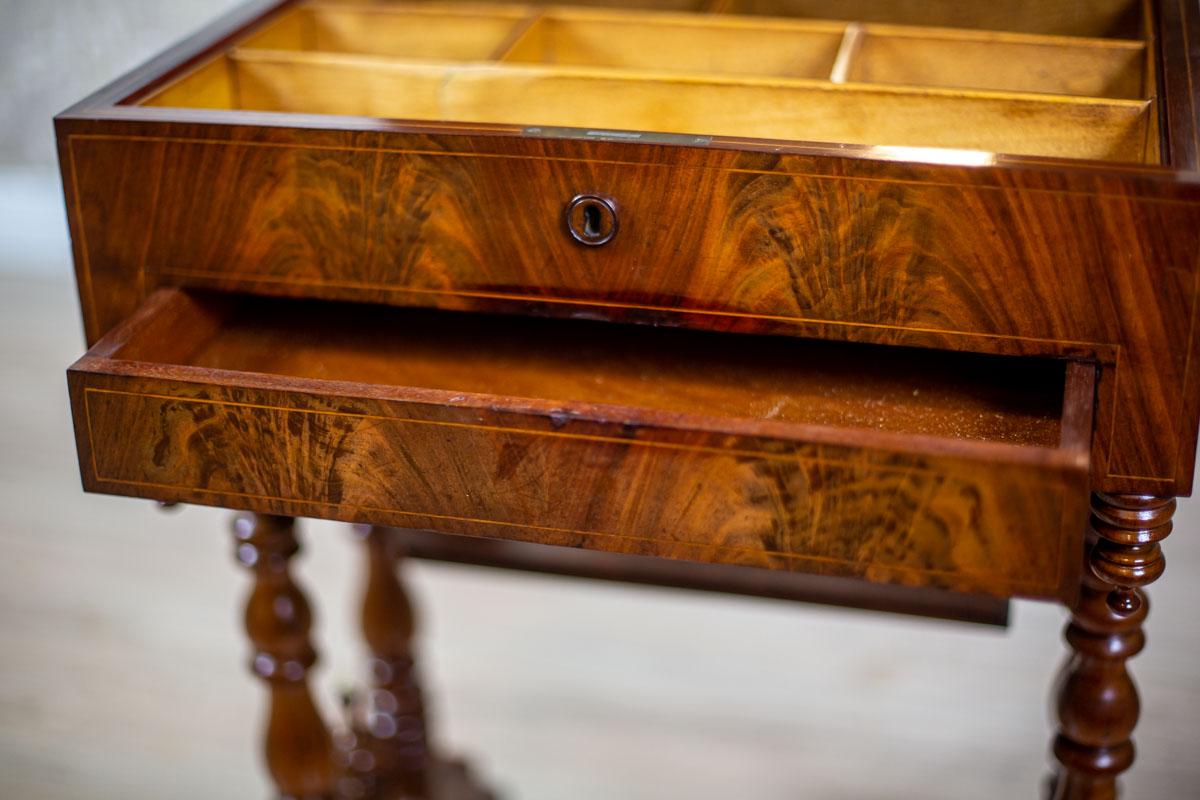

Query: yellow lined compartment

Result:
[500,10,846,79]
[845,25,1144,98]
[138,0,1160,163]
[220,50,1151,161]
[240,3,534,60]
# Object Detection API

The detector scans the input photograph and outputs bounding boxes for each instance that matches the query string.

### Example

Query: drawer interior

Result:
[136,0,1158,162]
[98,292,1074,449]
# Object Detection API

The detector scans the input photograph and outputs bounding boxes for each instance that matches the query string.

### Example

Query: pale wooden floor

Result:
[1,273,1198,799]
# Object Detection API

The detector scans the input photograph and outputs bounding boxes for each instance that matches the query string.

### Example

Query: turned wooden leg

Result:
[233,513,336,800]
[1050,493,1175,800]
[338,526,431,797]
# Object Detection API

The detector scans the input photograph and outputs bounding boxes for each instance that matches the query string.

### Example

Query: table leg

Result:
[339,525,431,796]
[1049,493,1175,800]
[233,513,336,800]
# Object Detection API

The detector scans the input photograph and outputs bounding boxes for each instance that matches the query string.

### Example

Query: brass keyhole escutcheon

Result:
[565,194,618,246]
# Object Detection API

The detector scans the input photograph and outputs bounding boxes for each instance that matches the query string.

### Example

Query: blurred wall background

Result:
[1,0,240,166]
[0,0,240,278]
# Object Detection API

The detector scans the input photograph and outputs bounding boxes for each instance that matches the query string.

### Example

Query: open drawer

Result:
[67,289,1094,602]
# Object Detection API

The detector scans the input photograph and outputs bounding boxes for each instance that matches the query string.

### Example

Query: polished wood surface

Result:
[1155,0,1200,170]
[353,526,430,792]
[69,289,1092,600]
[345,525,497,800]
[334,526,498,800]
[232,513,337,797]
[1050,494,1176,800]
[235,515,495,799]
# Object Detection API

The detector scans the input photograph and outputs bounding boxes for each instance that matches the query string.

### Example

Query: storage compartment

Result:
[69,290,1093,601]
[136,1,1157,162]
[239,4,532,60]
[221,50,1150,159]
[841,25,1145,98]
[498,11,845,78]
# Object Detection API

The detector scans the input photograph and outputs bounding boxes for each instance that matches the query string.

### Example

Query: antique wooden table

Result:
[57,0,1200,797]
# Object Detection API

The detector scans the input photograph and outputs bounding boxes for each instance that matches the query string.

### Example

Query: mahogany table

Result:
[56,0,1200,797]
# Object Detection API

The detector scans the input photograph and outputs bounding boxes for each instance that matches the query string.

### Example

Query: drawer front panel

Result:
[61,128,1200,495]
[72,377,1083,600]
[131,139,1168,335]
[70,132,1200,351]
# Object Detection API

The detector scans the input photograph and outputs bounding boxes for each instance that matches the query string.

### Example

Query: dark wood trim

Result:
[231,513,336,798]
[55,114,1200,207]
[1153,0,1200,170]
[57,97,1200,181]
[1049,493,1176,799]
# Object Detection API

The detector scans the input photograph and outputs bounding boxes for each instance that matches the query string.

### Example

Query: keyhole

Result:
[565,194,618,246]
[582,203,602,238]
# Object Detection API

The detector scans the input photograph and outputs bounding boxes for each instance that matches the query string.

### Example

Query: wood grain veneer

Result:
[68,289,1093,601]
